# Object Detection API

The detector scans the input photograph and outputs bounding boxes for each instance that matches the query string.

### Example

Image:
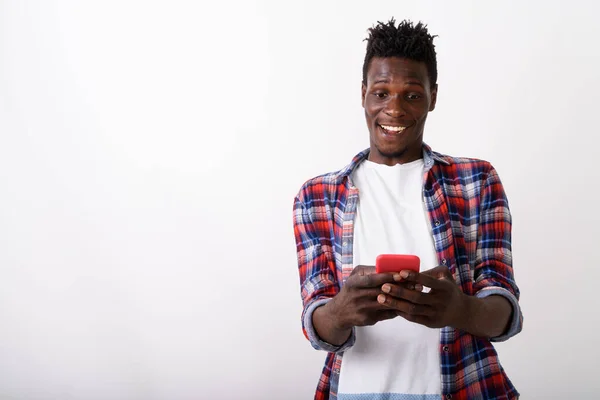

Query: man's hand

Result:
[376,266,468,329]
[312,265,418,346]
[377,265,513,338]
[327,265,403,329]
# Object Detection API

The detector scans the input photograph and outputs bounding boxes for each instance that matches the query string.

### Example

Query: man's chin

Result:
[369,141,423,164]
[375,145,408,160]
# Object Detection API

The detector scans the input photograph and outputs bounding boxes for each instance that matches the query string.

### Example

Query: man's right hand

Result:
[312,265,411,346]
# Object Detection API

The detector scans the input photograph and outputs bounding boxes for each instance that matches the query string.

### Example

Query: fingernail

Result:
[377,294,386,303]
[393,274,402,281]
[382,284,391,293]
[400,270,409,278]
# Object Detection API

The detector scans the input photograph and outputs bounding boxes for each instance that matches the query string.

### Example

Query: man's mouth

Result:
[378,124,408,135]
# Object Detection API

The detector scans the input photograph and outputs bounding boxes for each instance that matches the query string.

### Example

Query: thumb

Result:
[351,265,377,276]
[421,265,452,280]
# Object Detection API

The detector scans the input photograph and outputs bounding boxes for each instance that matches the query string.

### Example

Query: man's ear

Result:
[361,83,367,107]
[429,84,438,112]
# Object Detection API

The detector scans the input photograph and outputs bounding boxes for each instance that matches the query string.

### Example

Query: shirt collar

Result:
[340,142,450,178]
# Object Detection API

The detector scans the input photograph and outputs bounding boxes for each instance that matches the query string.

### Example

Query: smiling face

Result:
[362,57,437,166]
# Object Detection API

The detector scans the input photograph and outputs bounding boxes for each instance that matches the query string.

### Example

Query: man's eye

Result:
[407,94,422,100]
[373,92,387,98]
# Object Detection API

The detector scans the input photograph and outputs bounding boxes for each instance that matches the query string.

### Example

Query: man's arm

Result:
[376,165,522,340]
[293,194,349,352]
[312,300,352,347]
[294,194,400,350]
[470,166,523,341]
[459,294,512,338]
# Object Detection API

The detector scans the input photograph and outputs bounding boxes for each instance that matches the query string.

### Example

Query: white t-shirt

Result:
[337,158,442,399]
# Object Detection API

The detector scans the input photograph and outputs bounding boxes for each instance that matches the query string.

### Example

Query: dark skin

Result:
[312,266,417,346]
[379,267,512,338]
[312,57,512,346]
[361,57,437,166]
[314,266,512,346]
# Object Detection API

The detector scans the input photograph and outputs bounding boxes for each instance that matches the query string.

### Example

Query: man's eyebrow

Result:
[371,79,425,88]
[406,80,425,88]
[373,78,391,84]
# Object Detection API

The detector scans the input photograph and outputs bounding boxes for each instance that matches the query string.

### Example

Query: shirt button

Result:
[442,259,447,265]
[435,220,441,226]
[343,241,348,246]
[443,345,449,352]
[446,395,452,399]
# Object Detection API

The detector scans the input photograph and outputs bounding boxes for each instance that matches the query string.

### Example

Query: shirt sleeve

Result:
[293,194,355,353]
[473,166,523,342]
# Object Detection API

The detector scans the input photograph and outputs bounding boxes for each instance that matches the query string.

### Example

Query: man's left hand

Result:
[377,266,468,329]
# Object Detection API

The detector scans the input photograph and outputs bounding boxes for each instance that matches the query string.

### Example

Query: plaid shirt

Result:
[293,144,523,400]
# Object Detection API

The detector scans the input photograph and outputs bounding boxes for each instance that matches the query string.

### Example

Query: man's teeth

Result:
[380,124,406,132]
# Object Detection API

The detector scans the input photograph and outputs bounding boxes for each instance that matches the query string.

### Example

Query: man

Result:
[293,19,523,400]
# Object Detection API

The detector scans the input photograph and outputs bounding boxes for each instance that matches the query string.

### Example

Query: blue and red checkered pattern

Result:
[293,144,523,400]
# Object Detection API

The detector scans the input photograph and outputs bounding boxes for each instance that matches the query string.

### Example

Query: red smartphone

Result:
[375,254,420,274]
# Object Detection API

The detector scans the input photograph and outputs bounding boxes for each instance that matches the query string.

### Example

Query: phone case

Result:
[375,254,420,274]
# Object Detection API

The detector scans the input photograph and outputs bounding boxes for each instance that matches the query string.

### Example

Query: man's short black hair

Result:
[363,18,438,87]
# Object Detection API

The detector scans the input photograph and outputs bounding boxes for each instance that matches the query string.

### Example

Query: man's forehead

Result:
[367,57,428,83]
[371,71,423,80]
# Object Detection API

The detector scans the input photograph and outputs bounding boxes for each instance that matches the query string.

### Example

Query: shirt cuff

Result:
[303,297,355,353]
[475,286,523,342]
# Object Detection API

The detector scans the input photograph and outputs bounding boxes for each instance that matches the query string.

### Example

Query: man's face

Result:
[362,57,437,166]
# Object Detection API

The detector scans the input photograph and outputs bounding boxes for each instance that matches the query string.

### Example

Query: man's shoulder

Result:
[295,168,348,203]
[431,149,496,177]
[295,150,367,203]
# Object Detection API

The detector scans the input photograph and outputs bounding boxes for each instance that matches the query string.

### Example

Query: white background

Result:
[1,0,599,399]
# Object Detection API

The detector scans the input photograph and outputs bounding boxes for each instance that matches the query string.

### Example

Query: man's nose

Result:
[384,96,406,117]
